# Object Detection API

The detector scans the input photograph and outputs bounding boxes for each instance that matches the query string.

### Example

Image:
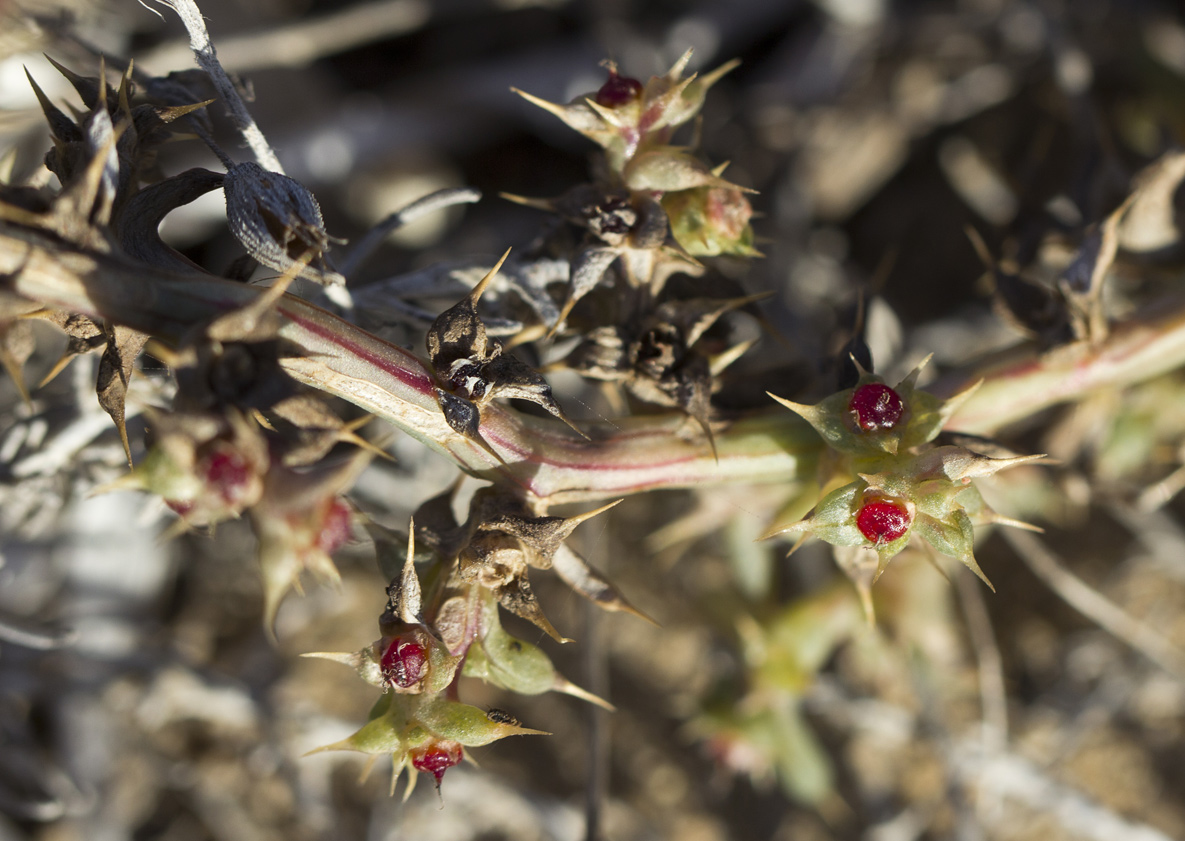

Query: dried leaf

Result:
[0,319,35,402]
[551,543,653,622]
[96,323,148,465]
[118,168,224,272]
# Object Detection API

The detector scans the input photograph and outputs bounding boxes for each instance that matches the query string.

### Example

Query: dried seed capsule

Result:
[222,161,343,286]
[856,500,911,544]
[849,383,904,431]
[381,638,427,689]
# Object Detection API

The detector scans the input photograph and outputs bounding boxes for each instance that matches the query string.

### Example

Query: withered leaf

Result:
[97,323,148,465]
[28,310,105,386]
[496,574,568,643]
[0,319,35,402]
[118,168,224,272]
[367,522,426,631]
[412,482,467,558]
[426,265,495,368]
[556,245,619,327]
[263,394,382,467]
[428,251,582,445]
[468,490,620,570]
[551,543,653,622]
[44,55,118,113]
[1057,203,1122,341]
[25,69,82,145]
[481,353,585,437]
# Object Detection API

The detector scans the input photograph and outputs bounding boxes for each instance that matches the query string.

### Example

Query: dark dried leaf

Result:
[556,245,619,327]
[991,269,1072,343]
[118,168,225,271]
[482,353,585,437]
[44,55,117,112]
[367,523,426,630]
[467,490,619,570]
[426,261,497,369]
[145,70,219,136]
[496,574,568,643]
[551,544,653,621]
[435,387,482,439]
[25,69,82,145]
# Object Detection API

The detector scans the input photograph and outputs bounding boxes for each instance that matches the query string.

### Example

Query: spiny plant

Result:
[5,0,1185,813]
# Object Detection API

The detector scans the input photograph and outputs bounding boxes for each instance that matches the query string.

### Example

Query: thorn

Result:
[583,96,624,126]
[498,192,554,211]
[469,247,512,304]
[561,498,624,531]
[783,533,809,558]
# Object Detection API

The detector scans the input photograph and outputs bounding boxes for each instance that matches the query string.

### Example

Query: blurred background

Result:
[4,0,1185,839]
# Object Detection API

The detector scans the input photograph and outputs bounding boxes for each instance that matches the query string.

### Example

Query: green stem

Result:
[5,224,1185,504]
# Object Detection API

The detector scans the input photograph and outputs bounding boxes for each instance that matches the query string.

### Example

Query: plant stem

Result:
[7,224,1185,503]
[159,0,284,173]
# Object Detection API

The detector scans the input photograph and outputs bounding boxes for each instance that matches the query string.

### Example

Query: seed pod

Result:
[223,162,344,287]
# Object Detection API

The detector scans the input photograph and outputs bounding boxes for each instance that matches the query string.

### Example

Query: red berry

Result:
[381,638,427,688]
[203,449,252,505]
[856,500,911,544]
[849,383,904,431]
[165,499,195,517]
[410,740,463,785]
[595,71,643,107]
[315,498,353,554]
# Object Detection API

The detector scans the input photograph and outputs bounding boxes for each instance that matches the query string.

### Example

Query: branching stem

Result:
[6,223,1185,504]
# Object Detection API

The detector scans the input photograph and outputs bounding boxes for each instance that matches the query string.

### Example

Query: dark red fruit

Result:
[849,383,904,431]
[856,500,911,544]
[203,449,252,505]
[595,71,643,107]
[381,639,427,688]
[165,499,195,517]
[410,740,463,785]
[315,498,353,554]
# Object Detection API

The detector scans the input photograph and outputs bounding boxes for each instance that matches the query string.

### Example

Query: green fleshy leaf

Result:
[415,698,548,747]
[786,482,867,547]
[307,693,408,757]
[913,509,993,588]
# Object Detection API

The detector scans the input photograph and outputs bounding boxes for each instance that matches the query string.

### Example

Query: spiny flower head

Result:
[764,443,1044,587]
[768,356,979,459]
[514,51,739,175]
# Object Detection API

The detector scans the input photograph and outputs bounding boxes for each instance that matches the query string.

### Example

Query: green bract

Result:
[767,368,1044,592]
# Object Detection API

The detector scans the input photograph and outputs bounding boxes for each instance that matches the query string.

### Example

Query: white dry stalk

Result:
[155,0,284,173]
[950,739,1176,841]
